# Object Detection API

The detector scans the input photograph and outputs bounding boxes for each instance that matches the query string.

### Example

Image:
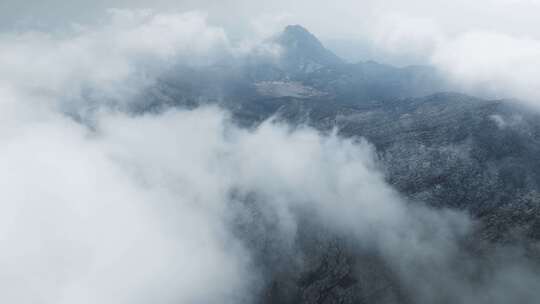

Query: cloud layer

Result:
[0,10,230,114]
[4,101,539,303]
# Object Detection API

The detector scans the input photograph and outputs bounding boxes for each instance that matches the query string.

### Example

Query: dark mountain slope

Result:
[124,25,540,304]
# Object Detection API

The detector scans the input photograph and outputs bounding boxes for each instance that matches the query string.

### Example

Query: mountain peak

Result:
[276,24,343,73]
[283,24,313,37]
[279,25,327,52]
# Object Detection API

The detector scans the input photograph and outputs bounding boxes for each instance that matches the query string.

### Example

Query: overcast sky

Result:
[2,1,539,61]
[2,0,540,36]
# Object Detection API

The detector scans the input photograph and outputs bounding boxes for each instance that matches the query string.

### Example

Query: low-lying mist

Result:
[2,105,539,303]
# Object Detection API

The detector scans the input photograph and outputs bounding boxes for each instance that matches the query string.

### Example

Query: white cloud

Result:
[370,13,445,62]
[432,31,540,102]
[0,9,230,116]
[2,101,537,303]
[359,11,540,104]
[0,111,251,304]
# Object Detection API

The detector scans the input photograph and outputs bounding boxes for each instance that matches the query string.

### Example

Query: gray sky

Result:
[3,0,540,37]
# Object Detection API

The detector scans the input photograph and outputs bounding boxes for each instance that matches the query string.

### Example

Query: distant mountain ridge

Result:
[138,24,448,108]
